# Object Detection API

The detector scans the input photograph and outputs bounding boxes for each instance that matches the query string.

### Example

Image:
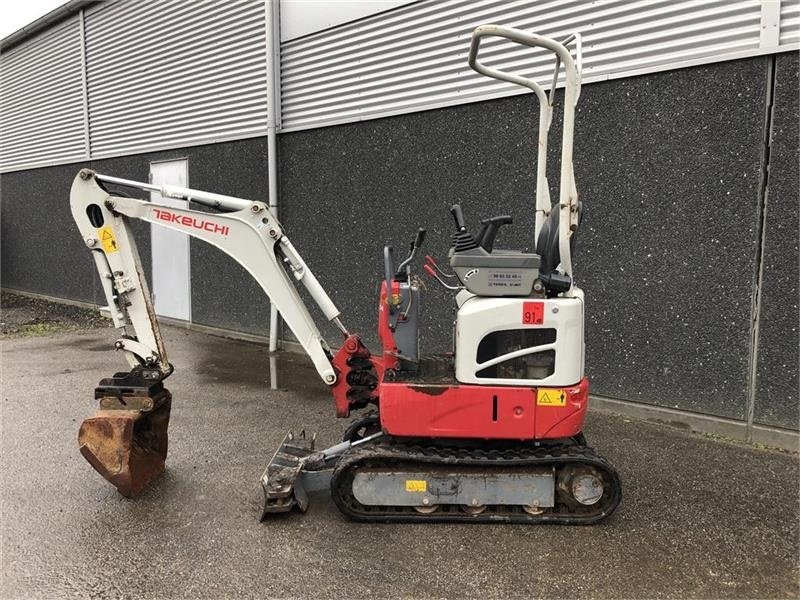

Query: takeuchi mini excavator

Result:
[70,26,621,523]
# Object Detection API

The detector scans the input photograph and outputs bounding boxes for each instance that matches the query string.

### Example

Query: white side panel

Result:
[0,17,85,172]
[455,293,584,387]
[83,0,269,158]
[150,159,191,322]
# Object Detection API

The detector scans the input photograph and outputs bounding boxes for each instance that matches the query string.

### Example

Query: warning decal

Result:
[537,389,567,407]
[405,480,427,493]
[98,227,119,254]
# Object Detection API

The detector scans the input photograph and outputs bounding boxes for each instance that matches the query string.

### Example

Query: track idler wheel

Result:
[78,390,171,497]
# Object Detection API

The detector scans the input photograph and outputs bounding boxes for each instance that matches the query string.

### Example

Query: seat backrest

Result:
[536,201,583,275]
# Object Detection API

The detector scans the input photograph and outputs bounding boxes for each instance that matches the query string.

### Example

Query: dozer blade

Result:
[79,391,171,497]
[260,430,382,519]
[261,430,334,518]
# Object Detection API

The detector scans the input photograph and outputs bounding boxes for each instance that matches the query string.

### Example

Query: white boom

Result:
[70,169,345,385]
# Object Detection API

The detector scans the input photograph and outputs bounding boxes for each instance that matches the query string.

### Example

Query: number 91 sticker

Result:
[522,301,544,324]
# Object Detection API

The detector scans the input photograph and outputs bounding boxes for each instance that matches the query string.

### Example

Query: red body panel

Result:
[533,378,590,439]
[379,378,589,440]
[330,277,589,441]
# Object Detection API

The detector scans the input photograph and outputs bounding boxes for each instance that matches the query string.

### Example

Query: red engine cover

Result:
[379,378,589,441]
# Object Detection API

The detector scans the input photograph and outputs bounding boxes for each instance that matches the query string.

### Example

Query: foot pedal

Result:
[261,430,318,518]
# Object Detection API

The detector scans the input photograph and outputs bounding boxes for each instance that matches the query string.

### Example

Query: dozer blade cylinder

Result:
[78,394,171,497]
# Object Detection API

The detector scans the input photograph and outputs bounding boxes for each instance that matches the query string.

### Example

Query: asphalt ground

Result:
[1,319,798,599]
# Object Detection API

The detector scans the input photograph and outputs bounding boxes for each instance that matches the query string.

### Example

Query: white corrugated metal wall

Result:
[0,17,86,172]
[0,0,270,172]
[280,0,795,131]
[781,0,800,45]
[84,0,269,158]
[1,0,798,172]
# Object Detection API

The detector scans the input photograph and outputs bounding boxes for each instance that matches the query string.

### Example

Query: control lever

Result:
[383,246,399,308]
[425,255,455,278]
[479,215,513,252]
[423,264,462,290]
[449,204,481,252]
[474,222,490,248]
[395,228,427,276]
[450,204,467,231]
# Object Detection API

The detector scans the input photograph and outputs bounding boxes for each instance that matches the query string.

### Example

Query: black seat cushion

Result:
[535,201,582,275]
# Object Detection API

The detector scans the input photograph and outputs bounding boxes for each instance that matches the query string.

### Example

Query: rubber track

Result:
[331,440,622,524]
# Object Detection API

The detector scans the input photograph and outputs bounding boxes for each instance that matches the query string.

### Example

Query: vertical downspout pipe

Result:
[266,0,282,352]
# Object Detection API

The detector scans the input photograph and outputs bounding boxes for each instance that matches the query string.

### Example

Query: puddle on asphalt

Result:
[194,334,327,395]
[40,326,329,396]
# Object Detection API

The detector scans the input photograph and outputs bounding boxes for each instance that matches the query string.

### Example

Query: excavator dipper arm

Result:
[70,169,347,496]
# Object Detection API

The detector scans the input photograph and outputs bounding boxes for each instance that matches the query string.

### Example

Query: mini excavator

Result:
[70,26,621,523]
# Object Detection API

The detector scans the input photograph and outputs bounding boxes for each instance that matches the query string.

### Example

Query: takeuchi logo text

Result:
[152,208,229,236]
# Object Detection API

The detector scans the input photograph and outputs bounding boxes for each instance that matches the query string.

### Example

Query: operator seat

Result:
[535,201,583,293]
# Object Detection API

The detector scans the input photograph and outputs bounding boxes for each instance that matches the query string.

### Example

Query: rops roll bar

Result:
[469,25,582,283]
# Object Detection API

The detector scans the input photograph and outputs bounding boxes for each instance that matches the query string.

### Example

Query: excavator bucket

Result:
[79,371,172,497]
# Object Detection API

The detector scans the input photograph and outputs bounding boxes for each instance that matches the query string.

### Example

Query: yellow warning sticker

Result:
[98,226,119,254]
[405,480,427,493]
[538,389,567,407]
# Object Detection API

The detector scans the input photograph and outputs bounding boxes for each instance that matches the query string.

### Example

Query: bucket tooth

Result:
[261,430,318,518]
[79,371,171,497]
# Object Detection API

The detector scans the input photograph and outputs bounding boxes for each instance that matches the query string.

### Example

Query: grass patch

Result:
[13,322,71,337]
[1,291,109,337]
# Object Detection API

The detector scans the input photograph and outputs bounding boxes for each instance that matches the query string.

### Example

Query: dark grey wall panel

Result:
[0,164,100,303]
[754,53,800,430]
[1,138,271,335]
[89,138,272,334]
[181,138,271,335]
[278,92,540,349]
[280,56,770,420]
[575,58,769,419]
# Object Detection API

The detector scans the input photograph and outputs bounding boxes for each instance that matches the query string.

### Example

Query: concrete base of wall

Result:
[5,287,797,452]
[590,395,799,451]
